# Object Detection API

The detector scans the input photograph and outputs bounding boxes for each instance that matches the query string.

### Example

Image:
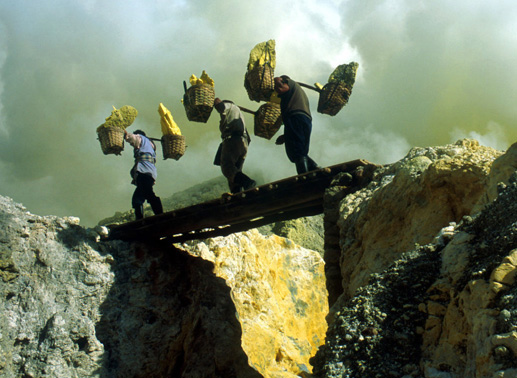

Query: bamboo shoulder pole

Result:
[297,82,321,93]
[238,106,256,115]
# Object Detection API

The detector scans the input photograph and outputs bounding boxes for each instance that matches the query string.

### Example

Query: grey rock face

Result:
[0,196,114,377]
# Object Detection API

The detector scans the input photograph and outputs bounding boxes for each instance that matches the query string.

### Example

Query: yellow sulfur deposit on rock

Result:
[189,70,214,87]
[96,105,138,132]
[247,39,276,71]
[158,103,181,136]
[187,229,328,378]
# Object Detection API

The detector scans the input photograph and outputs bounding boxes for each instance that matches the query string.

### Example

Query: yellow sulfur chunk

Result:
[199,70,214,86]
[158,103,181,136]
[314,82,324,90]
[97,105,138,132]
[328,62,359,88]
[268,91,281,104]
[248,39,276,71]
[189,74,199,86]
[189,70,214,87]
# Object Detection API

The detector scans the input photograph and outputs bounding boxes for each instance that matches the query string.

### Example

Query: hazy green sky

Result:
[0,0,516,226]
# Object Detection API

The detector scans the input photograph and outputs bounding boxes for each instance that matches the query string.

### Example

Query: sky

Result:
[0,0,516,226]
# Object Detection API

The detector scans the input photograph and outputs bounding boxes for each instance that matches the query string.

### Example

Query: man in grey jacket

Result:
[214,98,256,193]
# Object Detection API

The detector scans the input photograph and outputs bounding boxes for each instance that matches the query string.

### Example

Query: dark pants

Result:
[283,113,312,163]
[220,136,248,191]
[132,173,161,211]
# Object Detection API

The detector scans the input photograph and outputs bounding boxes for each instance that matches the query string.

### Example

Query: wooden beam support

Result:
[165,202,324,244]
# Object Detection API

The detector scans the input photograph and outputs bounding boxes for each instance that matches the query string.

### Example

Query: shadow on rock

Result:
[95,240,262,378]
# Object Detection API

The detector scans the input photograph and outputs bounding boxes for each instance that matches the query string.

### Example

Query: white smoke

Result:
[0,0,516,225]
[450,122,511,151]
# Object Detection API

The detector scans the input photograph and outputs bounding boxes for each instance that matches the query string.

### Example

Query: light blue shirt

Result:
[128,134,157,180]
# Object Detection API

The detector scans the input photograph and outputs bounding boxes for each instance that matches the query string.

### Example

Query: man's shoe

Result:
[307,156,321,171]
[243,178,256,191]
[295,157,310,174]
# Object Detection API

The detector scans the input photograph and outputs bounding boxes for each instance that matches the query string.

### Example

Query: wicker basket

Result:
[317,82,351,116]
[183,83,215,123]
[97,126,125,155]
[254,102,282,140]
[161,134,186,160]
[244,63,275,102]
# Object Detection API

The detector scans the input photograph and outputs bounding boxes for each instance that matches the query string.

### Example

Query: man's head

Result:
[214,97,225,113]
[274,76,290,94]
[134,129,146,136]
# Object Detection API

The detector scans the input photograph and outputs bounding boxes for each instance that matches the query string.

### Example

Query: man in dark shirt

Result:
[273,75,319,174]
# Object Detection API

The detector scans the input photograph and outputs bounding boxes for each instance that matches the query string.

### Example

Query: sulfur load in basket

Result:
[161,135,186,160]
[159,103,186,160]
[96,105,138,155]
[254,102,282,140]
[317,62,359,116]
[244,40,276,102]
[182,70,215,123]
[97,127,125,155]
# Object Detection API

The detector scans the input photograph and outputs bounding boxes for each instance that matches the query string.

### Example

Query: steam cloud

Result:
[0,0,515,226]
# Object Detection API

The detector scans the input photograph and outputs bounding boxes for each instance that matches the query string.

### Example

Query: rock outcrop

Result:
[326,139,502,307]
[312,140,517,377]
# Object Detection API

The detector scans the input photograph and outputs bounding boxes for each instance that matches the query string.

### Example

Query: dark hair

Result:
[134,129,146,136]
[280,75,290,83]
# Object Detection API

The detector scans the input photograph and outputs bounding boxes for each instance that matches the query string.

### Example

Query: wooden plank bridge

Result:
[107,159,379,243]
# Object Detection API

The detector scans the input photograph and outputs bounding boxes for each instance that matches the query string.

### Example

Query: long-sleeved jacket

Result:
[219,101,249,142]
[125,132,157,180]
[279,78,312,120]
